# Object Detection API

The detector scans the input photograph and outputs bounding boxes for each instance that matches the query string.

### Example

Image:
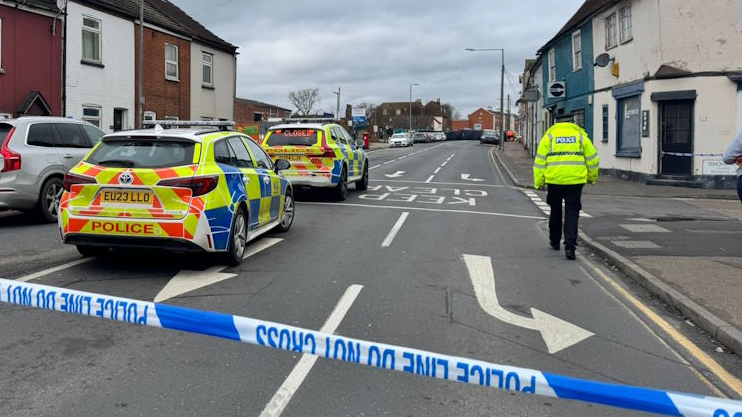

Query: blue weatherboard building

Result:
[539,18,595,139]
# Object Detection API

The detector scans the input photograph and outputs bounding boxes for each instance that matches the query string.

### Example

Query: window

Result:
[605,13,617,49]
[86,140,196,168]
[82,124,105,145]
[214,139,237,166]
[331,127,346,144]
[202,52,213,86]
[254,112,263,122]
[548,48,556,81]
[244,138,273,169]
[144,111,156,121]
[573,109,585,128]
[164,116,178,121]
[266,128,319,146]
[383,108,387,116]
[601,104,609,142]
[82,105,101,128]
[619,5,633,43]
[55,123,91,148]
[27,123,55,147]
[395,108,401,116]
[82,16,102,63]
[165,43,178,81]
[572,31,582,71]
[201,116,213,121]
[227,137,254,168]
[617,95,641,156]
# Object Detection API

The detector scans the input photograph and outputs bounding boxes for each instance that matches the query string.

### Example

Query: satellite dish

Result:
[595,53,612,67]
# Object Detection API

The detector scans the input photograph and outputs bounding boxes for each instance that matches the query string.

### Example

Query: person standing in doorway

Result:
[533,122,599,260]
[722,132,742,203]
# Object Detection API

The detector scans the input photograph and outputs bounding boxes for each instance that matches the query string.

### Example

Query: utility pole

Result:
[333,87,340,120]
[409,83,419,133]
[499,49,505,150]
[137,0,144,128]
[506,94,511,131]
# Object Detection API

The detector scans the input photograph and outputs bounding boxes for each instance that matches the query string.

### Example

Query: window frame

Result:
[226,136,255,168]
[616,94,642,157]
[601,104,609,142]
[165,43,179,81]
[143,111,156,122]
[0,18,4,71]
[164,115,179,121]
[81,15,102,64]
[548,48,556,82]
[605,13,618,50]
[201,52,213,87]
[54,123,92,148]
[244,136,273,169]
[572,30,582,71]
[25,123,57,148]
[619,4,633,43]
[82,105,102,128]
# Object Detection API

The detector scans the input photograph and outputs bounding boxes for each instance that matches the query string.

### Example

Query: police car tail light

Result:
[319,137,335,158]
[158,175,218,196]
[63,172,97,192]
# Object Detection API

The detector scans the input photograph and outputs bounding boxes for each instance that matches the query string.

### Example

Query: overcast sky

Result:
[173,0,584,118]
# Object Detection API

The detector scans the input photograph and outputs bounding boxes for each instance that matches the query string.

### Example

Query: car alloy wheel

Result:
[278,193,294,232]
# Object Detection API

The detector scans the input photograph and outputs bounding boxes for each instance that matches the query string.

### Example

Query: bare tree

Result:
[288,88,320,116]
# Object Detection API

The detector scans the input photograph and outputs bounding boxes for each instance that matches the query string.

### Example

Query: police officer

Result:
[533,122,599,260]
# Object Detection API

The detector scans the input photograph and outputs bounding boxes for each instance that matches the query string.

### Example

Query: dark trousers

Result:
[546,184,584,250]
[737,176,742,203]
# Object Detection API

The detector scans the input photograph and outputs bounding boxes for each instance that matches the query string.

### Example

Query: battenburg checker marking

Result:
[1,277,740,417]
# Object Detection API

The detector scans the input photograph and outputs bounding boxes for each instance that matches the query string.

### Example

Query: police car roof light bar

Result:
[143,120,236,131]
[283,117,336,124]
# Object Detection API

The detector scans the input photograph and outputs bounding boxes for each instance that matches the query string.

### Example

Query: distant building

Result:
[235,98,291,124]
[376,99,450,135]
[0,1,63,118]
[519,58,545,156]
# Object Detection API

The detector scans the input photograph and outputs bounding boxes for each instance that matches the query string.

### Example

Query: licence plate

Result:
[101,189,153,205]
[282,155,306,161]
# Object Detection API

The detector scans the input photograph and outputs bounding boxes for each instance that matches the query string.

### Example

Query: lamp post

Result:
[465,48,505,149]
[409,83,419,133]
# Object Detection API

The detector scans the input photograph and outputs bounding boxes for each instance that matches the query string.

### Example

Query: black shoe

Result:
[550,241,560,251]
[565,249,576,260]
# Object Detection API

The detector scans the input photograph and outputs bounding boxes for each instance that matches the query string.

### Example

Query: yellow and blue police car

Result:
[260,120,368,200]
[58,121,294,265]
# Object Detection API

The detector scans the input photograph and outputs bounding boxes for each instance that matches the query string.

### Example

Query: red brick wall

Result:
[468,109,495,130]
[135,27,190,125]
[235,100,290,124]
[0,5,63,116]
[451,120,469,130]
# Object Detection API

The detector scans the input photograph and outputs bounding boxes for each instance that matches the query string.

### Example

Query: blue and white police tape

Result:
[1,277,741,417]
[660,152,725,157]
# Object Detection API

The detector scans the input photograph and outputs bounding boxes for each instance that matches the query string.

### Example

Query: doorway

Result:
[113,108,126,131]
[659,100,693,175]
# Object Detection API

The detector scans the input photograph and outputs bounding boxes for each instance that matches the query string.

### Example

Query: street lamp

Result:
[409,83,419,133]
[465,47,505,150]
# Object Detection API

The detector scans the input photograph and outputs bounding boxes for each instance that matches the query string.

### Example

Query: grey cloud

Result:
[174,0,583,117]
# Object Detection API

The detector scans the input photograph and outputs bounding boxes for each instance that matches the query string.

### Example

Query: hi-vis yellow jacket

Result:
[533,122,599,188]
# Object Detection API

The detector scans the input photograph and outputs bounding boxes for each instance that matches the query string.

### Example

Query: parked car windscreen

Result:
[85,138,196,168]
[390,133,406,138]
[266,128,320,146]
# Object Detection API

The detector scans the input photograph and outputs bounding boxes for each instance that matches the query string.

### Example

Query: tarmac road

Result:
[1,140,740,416]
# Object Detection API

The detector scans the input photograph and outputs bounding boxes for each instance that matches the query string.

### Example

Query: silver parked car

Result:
[0,117,105,222]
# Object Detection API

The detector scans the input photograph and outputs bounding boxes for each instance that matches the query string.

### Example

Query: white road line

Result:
[298,202,543,220]
[399,155,407,159]
[370,164,381,170]
[441,161,447,166]
[424,175,435,183]
[259,284,363,417]
[434,167,441,174]
[381,212,409,247]
[383,160,393,164]
[370,179,503,188]
[16,258,94,283]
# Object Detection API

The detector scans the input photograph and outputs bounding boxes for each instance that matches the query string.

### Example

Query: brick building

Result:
[376,99,450,135]
[235,98,291,124]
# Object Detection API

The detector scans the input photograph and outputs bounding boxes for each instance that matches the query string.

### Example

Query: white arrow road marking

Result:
[154,238,283,302]
[259,284,363,417]
[384,170,405,178]
[461,173,485,182]
[462,254,593,354]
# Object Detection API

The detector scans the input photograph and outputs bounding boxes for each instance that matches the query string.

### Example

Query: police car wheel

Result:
[223,208,247,266]
[356,163,368,191]
[76,245,109,257]
[332,166,348,201]
[277,192,294,232]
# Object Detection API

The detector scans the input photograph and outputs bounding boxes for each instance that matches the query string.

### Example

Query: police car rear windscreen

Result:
[266,129,319,146]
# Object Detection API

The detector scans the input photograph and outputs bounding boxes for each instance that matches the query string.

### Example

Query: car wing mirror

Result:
[355,139,365,148]
[274,159,291,172]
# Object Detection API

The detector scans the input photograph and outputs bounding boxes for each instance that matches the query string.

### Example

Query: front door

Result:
[113,109,124,132]
[659,100,693,175]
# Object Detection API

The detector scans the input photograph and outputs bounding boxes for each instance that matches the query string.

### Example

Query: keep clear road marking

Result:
[384,170,405,178]
[462,254,594,354]
[259,284,363,417]
[154,238,283,302]
[381,212,409,247]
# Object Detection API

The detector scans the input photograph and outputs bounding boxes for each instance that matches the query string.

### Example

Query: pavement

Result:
[494,140,742,356]
[2,140,742,416]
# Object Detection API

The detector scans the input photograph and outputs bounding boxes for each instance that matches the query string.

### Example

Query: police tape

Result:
[1,277,741,416]
[660,152,725,157]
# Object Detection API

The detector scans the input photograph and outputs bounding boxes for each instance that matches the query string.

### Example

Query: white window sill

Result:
[0,68,4,74]
[620,37,633,45]
[165,77,180,82]
[202,84,215,90]
[573,67,582,73]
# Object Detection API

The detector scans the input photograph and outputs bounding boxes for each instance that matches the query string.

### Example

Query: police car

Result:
[261,120,368,200]
[58,121,294,265]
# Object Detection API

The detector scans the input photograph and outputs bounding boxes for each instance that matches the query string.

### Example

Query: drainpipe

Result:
[737,82,742,134]
[61,1,67,116]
